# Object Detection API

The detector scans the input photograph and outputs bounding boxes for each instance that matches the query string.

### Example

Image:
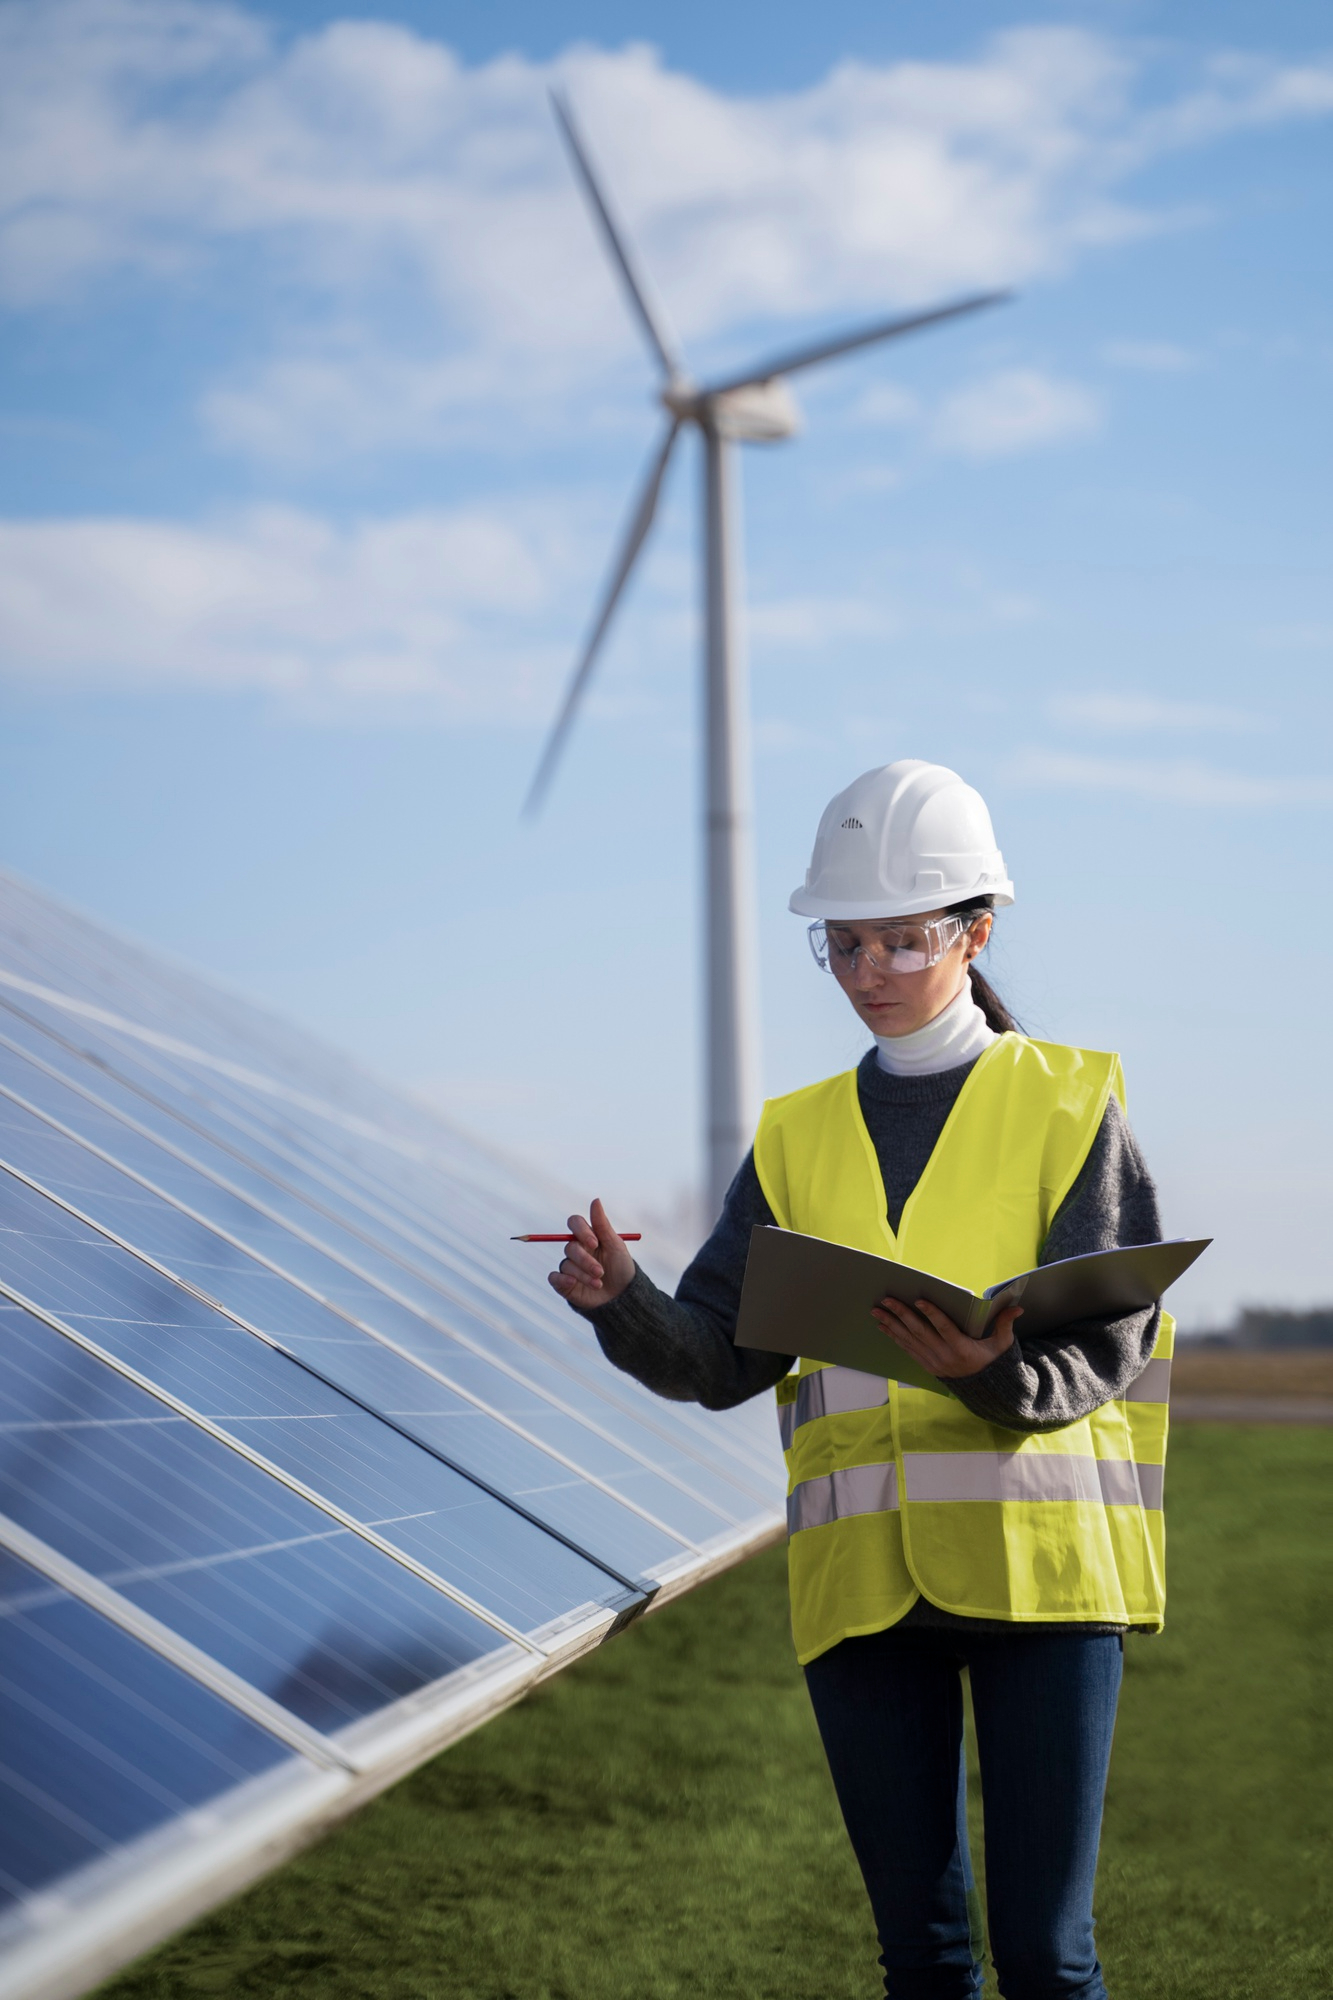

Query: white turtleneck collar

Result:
[874,979,997,1078]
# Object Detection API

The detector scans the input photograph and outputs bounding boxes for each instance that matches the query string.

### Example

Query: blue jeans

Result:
[804,1623,1123,2000]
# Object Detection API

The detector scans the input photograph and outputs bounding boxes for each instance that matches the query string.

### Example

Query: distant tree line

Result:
[1195,1307,1333,1348]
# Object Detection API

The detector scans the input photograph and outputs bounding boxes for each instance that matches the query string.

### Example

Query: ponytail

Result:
[967,962,1021,1035]
[948,896,1022,1035]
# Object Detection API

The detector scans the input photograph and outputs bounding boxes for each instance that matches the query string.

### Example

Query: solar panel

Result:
[0,1079,740,1563]
[0,1300,521,1729]
[0,1184,642,1620]
[0,872,785,2000]
[0,1544,301,1919]
[0,944,778,1487]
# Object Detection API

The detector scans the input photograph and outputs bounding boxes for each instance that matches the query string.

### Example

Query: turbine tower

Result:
[528,93,1009,1222]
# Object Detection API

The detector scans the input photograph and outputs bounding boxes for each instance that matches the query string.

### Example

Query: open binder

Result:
[735,1228,1210,1399]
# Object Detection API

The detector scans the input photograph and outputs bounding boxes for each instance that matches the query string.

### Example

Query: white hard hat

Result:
[789,759,1015,920]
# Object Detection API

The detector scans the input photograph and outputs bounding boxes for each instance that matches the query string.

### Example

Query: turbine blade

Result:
[551,90,684,383]
[524,421,681,816]
[699,291,1012,397]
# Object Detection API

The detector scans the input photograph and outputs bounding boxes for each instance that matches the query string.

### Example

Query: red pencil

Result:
[511,1232,642,1243]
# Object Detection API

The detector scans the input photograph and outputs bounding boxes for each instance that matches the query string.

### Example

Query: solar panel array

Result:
[0,871,785,2000]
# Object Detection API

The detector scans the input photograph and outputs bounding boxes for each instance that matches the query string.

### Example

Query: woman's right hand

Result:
[547,1198,637,1311]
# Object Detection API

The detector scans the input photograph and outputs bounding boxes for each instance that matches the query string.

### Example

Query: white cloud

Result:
[0,502,583,715]
[1100,339,1198,372]
[933,368,1102,457]
[1014,749,1333,806]
[2,6,1331,459]
[1050,692,1265,732]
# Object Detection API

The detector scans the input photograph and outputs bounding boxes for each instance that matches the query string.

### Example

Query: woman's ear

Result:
[964,915,993,963]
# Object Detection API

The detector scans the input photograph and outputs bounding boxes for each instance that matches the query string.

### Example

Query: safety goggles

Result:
[807,911,979,976]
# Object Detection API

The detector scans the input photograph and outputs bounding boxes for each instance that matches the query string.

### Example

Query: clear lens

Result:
[808,914,971,976]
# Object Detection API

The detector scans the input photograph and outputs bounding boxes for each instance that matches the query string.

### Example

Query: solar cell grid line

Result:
[0,947,582,1283]
[0,1022,777,1517]
[0,1003,783,1553]
[0,1286,543,1652]
[0,1074,748,1545]
[0,1158,695,1593]
[0,978,661,1411]
[0,1116,728,1565]
[170,1093,786,1489]
[0,964,781,1514]
[12,996,530,1290]
[0,882,331,1085]
[0,994,673,1422]
[37,1010,771,1487]
[55,1000,588,1285]
[0,1544,307,1927]
[0,985,603,1335]
[0,948,619,1358]
[0,1513,354,1772]
[0,1163,682,1603]
[0,945,397,1169]
[0,901,527,1212]
[0,1022,726,1475]
[0,993,782,1501]
[0,909,781,1489]
[0,1178,708,1600]
[0,906,475,1176]
[0,1301,523,1737]
[0,957,345,1138]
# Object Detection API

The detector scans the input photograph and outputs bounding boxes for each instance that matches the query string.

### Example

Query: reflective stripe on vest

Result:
[756,1034,1170,1663]
[1123,1357,1171,1403]
[788,1461,899,1534]
[903,1451,1164,1511]
[784,1446,1163,1537]
[778,1365,890,1449]
[779,1358,1170,1442]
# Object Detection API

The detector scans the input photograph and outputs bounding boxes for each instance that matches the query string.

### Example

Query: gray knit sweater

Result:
[584,1047,1164,1635]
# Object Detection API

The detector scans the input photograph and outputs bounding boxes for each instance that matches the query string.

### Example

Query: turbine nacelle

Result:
[663,377,802,443]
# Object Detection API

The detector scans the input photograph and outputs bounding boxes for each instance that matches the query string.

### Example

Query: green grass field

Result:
[100,1426,1330,2000]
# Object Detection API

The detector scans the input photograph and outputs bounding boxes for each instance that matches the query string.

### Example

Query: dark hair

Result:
[947,896,1022,1036]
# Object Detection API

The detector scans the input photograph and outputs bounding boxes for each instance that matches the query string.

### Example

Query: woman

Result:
[551,759,1171,2000]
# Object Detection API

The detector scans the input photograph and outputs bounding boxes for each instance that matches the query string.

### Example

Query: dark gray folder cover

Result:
[735,1228,1209,1398]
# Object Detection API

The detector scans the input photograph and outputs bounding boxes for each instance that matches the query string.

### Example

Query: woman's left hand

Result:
[872,1296,1022,1378]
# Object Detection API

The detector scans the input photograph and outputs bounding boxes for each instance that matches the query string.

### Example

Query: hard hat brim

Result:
[788,881,1015,919]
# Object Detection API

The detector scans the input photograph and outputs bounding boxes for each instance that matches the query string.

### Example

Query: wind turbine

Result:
[528,92,1010,1223]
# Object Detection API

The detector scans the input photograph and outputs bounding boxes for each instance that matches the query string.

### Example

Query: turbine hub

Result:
[660,376,802,442]
[660,379,700,421]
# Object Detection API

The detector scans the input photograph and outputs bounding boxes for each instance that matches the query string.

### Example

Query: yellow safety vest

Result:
[753,1034,1172,1665]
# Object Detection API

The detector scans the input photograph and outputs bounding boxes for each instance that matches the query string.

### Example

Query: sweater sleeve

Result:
[947,1095,1164,1434]
[579,1152,794,1410]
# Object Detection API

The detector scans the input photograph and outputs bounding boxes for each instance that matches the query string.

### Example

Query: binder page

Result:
[979,1239,1211,1338]
[734,1226,977,1397]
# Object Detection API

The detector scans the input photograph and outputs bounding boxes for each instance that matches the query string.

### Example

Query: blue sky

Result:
[1,0,1331,1326]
